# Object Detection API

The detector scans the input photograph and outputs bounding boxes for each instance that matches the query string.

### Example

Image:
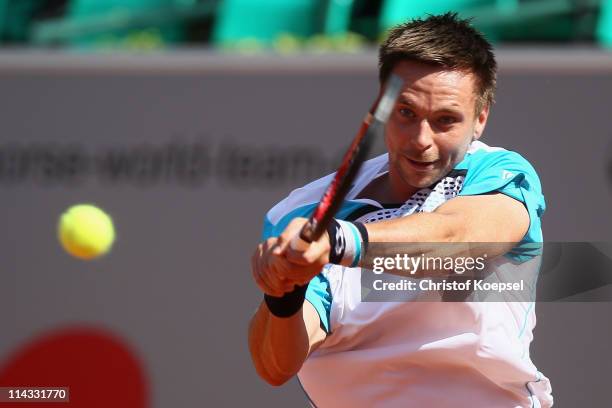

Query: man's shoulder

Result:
[456,141,542,191]
[455,140,546,251]
[459,141,535,170]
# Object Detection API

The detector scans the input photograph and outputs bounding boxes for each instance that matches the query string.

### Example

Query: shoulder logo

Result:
[502,170,515,180]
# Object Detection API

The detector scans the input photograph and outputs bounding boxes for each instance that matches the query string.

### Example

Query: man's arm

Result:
[248,236,329,385]
[271,193,530,285]
[248,299,326,386]
[366,193,529,256]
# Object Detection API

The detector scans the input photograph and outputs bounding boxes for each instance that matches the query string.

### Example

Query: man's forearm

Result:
[358,200,526,277]
[364,195,528,260]
[366,212,458,244]
[248,301,310,386]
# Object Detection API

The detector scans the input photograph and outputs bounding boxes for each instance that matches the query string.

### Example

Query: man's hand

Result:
[251,218,331,296]
[251,237,295,297]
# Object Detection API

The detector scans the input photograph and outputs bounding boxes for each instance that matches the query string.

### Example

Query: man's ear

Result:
[473,104,490,141]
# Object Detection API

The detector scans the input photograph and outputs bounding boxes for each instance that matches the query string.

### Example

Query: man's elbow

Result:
[261,372,293,387]
[253,358,296,386]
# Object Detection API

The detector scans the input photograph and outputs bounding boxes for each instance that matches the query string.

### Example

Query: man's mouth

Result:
[406,157,437,171]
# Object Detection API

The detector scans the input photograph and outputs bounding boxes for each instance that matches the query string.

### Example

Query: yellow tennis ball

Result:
[58,204,115,260]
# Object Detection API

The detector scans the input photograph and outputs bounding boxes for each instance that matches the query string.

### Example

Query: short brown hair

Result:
[379,12,497,115]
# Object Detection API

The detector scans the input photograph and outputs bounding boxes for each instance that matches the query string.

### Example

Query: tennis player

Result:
[249,13,553,408]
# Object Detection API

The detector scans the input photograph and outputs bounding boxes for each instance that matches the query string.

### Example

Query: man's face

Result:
[384,60,489,199]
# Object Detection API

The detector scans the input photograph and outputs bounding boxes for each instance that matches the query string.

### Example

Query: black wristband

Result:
[264,284,308,318]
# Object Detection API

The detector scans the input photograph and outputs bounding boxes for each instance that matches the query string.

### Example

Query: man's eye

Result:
[399,108,415,118]
[438,116,457,125]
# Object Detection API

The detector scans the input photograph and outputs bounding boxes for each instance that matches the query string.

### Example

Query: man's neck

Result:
[355,172,418,205]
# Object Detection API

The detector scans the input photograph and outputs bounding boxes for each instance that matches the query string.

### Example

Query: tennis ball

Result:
[58,204,115,260]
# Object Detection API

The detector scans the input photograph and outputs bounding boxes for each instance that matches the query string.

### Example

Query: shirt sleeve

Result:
[458,150,546,261]
[305,273,332,333]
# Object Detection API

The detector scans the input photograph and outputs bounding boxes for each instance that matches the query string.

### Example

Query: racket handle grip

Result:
[291,220,316,250]
[290,232,311,251]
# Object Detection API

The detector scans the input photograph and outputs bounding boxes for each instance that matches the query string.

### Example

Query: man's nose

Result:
[410,119,434,151]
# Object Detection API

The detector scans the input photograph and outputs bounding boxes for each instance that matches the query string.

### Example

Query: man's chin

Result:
[412,179,436,189]
[403,172,440,189]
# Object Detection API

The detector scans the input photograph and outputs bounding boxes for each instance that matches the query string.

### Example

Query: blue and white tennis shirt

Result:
[262,141,553,408]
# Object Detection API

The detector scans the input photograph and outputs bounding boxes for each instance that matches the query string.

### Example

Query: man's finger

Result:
[286,240,328,266]
[285,245,310,265]
[275,217,309,255]
[273,234,292,255]
[251,246,268,294]
[252,242,285,296]
[262,237,277,253]
[261,253,293,296]
[270,257,303,292]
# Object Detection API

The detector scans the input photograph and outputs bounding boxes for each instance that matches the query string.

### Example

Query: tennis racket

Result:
[291,74,403,249]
